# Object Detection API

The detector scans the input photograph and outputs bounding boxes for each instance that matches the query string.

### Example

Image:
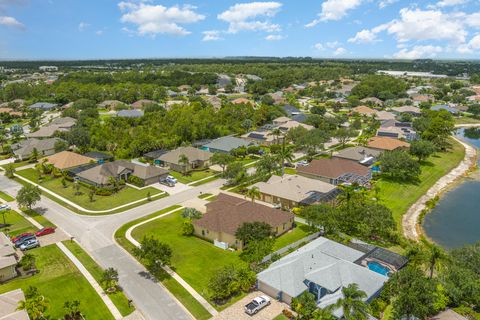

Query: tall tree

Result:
[235,221,272,246]
[245,186,261,203]
[133,237,172,276]
[334,284,370,320]
[17,185,41,210]
[211,153,234,174]
[178,154,189,176]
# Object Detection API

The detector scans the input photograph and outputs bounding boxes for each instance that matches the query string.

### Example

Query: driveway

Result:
[37,228,70,247]
[212,292,288,320]
[150,182,192,195]
[0,173,226,320]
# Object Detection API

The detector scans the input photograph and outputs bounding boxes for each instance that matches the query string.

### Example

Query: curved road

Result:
[0,175,225,320]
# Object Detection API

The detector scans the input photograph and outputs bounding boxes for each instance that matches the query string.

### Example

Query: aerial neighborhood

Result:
[0,58,479,320]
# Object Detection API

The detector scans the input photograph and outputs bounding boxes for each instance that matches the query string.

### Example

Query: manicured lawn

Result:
[1,160,31,170]
[0,245,114,320]
[130,210,246,310]
[62,240,135,317]
[114,205,212,320]
[190,175,220,186]
[455,116,480,124]
[283,168,297,175]
[22,209,56,228]
[376,139,465,229]
[0,190,15,202]
[273,315,289,320]
[273,223,313,251]
[16,168,162,211]
[169,169,218,184]
[0,210,38,237]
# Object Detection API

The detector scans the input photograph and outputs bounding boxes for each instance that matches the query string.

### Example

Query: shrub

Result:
[127,175,145,188]
[95,188,113,196]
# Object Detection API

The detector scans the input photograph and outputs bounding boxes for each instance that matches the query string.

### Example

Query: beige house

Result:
[0,232,17,283]
[0,289,30,319]
[157,147,213,173]
[251,175,339,210]
[193,193,294,250]
[45,151,96,170]
[297,158,372,186]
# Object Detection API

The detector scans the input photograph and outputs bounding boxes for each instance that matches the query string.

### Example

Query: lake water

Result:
[423,128,480,249]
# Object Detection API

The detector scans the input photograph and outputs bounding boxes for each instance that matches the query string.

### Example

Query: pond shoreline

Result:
[402,135,477,241]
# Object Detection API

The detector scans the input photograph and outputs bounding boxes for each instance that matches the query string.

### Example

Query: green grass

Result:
[273,315,289,320]
[0,245,114,320]
[283,168,297,175]
[62,240,135,317]
[169,169,218,184]
[455,116,480,124]
[0,190,15,202]
[0,210,38,237]
[22,209,56,228]
[130,210,246,310]
[190,175,220,186]
[198,193,213,199]
[1,160,31,170]
[273,223,313,251]
[376,139,465,229]
[114,205,212,320]
[16,168,162,211]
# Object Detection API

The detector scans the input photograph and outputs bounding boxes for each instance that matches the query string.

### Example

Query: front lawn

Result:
[376,139,465,229]
[0,190,15,202]
[16,168,162,211]
[0,210,38,237]
[169,169,218,184]
[273,223,313,251]
[22,209,56,228]
[0,245,114,320]
[62,240,135,317]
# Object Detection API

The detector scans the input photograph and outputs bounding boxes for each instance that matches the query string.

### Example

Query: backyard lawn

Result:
[169,169,218,184]
[16,168,163,211]
[0,210,38,237]
[0,245,114,320]
[273,223,313,251]
[62,240,135,317]
[377,139,465,229]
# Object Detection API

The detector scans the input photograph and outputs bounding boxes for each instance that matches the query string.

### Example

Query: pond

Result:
[423,128,480,249]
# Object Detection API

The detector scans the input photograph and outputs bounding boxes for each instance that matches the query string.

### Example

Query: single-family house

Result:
[203,96,222,110]
[376,126,417,141]
[231,98,254,105]
[242,130,276,146]
[117,109,144,118]
[131,99,156,109]
[0,289,30,319]
[28,102,57,111]
[26,117,76,138]
[76,160,169,187]
[157,146,213,172]
[193,193,294,250]
[277,120,314,132]
[334,147,382,166]
[257,237,389,317]
[45,151,95,170]
[352,106,376,116]
[431,104,459,115]
[201,136,255,154]
[0,233,17,283]
[367,136,410,151]
[11,138,63,161]
[98,100,124,110]
[297,158,372,186]
[83,151,114,164]
[251,175,340,209]
[374,111,396,122]
[411,94,434,105]
[360,97,384,106]
[391,106,421,116]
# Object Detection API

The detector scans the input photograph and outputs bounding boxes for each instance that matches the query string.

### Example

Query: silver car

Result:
[20,239,40,251]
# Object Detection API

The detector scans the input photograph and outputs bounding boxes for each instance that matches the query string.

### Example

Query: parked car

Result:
[296,160,309,167]
[35,227,55,237]
[14,235,36,248]
[20,239,40,251]
[166,175,177,183]
[11,232,33,243]
[160,175,177,187]
[244,295,271,315]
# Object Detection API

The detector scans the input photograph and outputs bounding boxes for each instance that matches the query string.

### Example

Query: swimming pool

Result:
[367,261,391,276]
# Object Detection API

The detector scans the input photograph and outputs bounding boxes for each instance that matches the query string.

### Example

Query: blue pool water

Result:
[367,261,390,276]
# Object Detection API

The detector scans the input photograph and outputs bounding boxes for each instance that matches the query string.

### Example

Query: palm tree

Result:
[276,139,294,176]
[0,206,9,228]
[334,283,369,320]
[424,241,446,278]
[270,128,282,144]
[178,154,190,176]
[17,287,49,320]
[245,186,261,204]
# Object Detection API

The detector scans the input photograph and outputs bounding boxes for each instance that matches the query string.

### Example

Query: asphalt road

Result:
[0,174,225,320]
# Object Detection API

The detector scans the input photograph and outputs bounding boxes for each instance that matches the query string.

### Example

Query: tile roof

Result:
[193,193,294,235]
[131,99,155,109]
[367,136,410,150]
[45,151,96,170]
[353,105,376,115]
[158,146,212,165]
[297,158,370,179]
[334,146,382,162]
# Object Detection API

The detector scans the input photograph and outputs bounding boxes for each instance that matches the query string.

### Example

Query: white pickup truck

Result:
[244,295,271,315]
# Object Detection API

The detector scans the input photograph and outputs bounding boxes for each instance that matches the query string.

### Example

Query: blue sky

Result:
[0,0,480,60]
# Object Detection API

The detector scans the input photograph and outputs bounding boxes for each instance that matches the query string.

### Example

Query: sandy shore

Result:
[402,136,477,241]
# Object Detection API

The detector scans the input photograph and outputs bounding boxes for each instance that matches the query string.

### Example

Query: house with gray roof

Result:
[157,146,213,173]
[201,136,255,154]
[26,117,76,138]
[431,104,459,115]
[11,138,63,160]
[333,147,382,166]
[257,237,389,318]
[117,109,144,118]
[28,102,57,111]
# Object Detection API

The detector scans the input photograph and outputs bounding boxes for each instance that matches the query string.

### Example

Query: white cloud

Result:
[265,34,283,40]
[348,29,378,43]
[118,2,205,36]
[465,12,480,28]
[306,0,362,26]
[393,45,443,59]
[95,30,104,36]
[333,47,347,56]
[78,22,90,31]
[457,34,480,53]
[379,0,398,9]
[326,41,340,48]
[314,43,325,51]
[202,30,222,41]
[0,15,24,29]
[435,0,467,7]
[218,2,282,33]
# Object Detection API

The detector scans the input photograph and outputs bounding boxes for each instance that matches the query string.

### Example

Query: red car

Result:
[11,233,33,243]
[35,227,55,237]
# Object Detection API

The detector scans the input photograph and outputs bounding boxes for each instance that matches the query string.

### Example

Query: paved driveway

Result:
[212,292,289,320]
[150,182,192,195]
[37,228,70,247]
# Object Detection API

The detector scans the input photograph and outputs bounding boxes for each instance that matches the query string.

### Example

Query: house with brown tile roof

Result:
[352,105,376,116]
[367,136,410,151]
[131,99,156,109]
[45,151,96,170]
[193,193,294,250]
[231,97,254,105]
[297,158,372,186]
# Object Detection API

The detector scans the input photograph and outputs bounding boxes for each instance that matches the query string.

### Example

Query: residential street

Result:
[0,174,226,320]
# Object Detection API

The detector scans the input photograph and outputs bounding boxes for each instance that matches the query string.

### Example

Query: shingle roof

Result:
[0,255,16,269]
[203,136,253,153]
[193,193,294,235]
[367,136,410,151]
[334,147,382,162]
[29,102,57,110]
[252,175,337,204]
[391,106,421,114]
[45,151,95,170]
[158,147,212,165]
[297,158,370,179]
[12,138,63,158]
[117,109,144,118]
[0,289,30,320]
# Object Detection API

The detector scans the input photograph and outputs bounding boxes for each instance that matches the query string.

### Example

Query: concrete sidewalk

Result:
[57,242,123,320]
